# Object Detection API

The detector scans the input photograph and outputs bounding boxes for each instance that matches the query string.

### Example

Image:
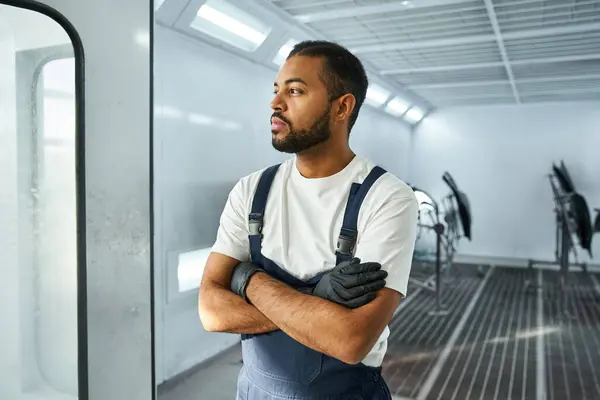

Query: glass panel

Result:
[0,4,78,399]
[37,57,77,394]
[155,0,166,11]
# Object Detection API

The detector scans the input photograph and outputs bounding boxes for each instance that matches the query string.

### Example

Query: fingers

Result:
[335,279,386,299]
[344,292,377,309]
[335,269,388,289]
[335,257,361,272]
[340,261,381,275]
[360,279,387,294]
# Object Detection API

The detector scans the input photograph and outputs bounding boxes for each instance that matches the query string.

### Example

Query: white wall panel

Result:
[410,102,600,263]
[153,24,412,383]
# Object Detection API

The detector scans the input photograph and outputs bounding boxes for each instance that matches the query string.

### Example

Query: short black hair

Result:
[287,40,368,133]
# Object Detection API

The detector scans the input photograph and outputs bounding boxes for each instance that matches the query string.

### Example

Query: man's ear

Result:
[336,94,356,122]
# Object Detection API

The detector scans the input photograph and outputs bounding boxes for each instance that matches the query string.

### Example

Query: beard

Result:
[271,104,332,154]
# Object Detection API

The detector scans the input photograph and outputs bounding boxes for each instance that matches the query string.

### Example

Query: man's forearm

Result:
[245,272,363,364]
[198,282,279,334]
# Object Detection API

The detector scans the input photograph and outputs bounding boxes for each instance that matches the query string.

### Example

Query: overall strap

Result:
[335,166,387,265]
[247,163,321,288]
[248,164,281,264]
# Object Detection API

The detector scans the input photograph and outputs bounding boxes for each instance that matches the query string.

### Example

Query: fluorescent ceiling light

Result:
[197,5,264,45]
[134,30,149,49]
[405,107,425,124]
[178,247,212,293]
[365,84,390,106]
[187,112,241,130]
[385,97,410,116]
[159,105,184,119]
[273,38,297,66]
[192,0,271,52]
[188,112,215,125]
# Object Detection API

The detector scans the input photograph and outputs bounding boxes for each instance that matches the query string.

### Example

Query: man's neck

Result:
[295,144,356,179]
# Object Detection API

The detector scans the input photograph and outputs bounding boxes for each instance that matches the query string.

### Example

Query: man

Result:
[198,40,418,399]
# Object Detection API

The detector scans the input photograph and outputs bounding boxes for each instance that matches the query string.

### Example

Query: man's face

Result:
[270,55,333,154]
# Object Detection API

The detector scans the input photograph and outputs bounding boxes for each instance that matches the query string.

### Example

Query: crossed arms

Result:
[198,195,417,365]
[199,251,400,364]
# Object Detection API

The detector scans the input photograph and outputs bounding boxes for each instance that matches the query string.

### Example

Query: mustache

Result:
[271,113,291,126]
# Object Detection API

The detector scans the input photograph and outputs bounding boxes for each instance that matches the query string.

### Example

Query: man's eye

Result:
[290,88,303,94]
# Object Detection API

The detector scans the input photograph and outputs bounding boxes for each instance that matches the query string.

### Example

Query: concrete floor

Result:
[157,345,242,400]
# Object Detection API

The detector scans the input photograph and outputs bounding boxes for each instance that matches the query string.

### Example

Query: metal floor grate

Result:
[543,270,600,400]
[383,264,486,398]
[384,265,600,400]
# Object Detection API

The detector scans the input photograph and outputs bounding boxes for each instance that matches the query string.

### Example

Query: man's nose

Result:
[270,94,286,112]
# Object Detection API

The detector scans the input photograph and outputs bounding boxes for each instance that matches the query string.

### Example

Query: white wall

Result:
[410,102,600,263]
[153,25,413,383]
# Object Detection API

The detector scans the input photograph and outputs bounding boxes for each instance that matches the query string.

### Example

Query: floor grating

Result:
[383,264,486,399]
[157,265,600,400]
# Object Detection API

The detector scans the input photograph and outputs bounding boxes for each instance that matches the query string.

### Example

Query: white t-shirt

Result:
[211,154,418,367]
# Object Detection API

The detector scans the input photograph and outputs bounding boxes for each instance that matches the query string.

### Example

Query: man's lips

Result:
[271,117,288,131]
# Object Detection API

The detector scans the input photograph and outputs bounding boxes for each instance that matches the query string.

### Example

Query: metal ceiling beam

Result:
[410,80,507,89]
[410,73,600,89]
[483,0,519,103]
[294,0,473,23]
[494,0,600,14]
[317,0,595,33]
[336,13,600,44]
[351,22,600,53]
[380,53,600,74]
[431,86,600,101]
[253,0,432,110]
[283,0,349,11]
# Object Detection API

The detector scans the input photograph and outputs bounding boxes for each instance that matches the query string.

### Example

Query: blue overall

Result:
[236,163,393,400]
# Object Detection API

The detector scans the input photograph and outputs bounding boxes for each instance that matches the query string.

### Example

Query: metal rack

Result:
[410,172,472,317]
[526,161,595,318]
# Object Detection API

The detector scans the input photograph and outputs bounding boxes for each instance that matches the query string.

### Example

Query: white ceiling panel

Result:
[267,0,600,108]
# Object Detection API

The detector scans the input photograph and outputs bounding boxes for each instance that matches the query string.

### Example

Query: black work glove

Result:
[312,258,387,309]
[230,262,263,303]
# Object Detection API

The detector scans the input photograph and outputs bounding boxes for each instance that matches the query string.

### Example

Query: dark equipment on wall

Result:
[442,172,472,242]
[527,160,595,316]
[410,171,472,316]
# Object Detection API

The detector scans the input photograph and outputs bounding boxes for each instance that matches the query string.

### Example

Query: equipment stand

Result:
[409,212,449,317]
[525,173,585,319]
[428,222,450,317]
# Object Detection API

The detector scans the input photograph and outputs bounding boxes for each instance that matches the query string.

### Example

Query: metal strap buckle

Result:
[248,213,263,236]
[336,234,356,256]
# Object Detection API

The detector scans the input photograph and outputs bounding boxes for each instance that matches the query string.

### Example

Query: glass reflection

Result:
[0,4,78,399]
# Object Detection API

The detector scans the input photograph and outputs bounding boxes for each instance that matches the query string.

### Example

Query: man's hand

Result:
[230,261,263,303]
[311,258,387,309]
[198,252,279,334]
